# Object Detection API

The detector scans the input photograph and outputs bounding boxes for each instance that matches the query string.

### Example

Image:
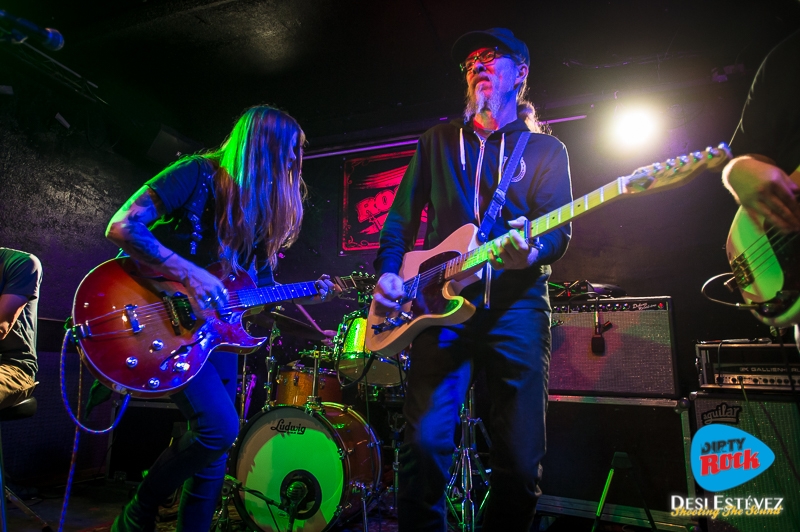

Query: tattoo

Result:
[112,187,173,265]
[125,223,168,265]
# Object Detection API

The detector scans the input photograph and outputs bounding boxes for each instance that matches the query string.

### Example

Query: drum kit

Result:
[221,305,409,532]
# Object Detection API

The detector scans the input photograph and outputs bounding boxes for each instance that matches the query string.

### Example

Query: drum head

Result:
[231,406,345,532]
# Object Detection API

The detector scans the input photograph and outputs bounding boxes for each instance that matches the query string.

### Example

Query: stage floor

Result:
[6,478,655,532]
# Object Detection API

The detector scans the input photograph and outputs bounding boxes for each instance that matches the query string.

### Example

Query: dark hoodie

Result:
[375,117,573,311]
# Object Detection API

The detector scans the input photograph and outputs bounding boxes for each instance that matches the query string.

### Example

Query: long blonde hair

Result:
[206,105,307,272]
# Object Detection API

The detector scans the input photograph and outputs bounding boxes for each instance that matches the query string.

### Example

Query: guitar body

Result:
[727,207,800,327]
[366,223,482,356]
[72,258,264,398]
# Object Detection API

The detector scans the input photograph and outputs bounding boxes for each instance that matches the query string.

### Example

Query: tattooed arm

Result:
[106,186,227,309]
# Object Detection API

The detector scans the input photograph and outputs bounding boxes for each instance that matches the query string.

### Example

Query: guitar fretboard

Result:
[234,281,318,308]
[443,176,633,279]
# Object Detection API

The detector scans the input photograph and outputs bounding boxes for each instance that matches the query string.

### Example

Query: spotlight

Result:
[611,107,659,148]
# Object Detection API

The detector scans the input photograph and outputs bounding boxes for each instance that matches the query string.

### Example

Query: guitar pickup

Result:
[124,305,144,334]
[372,311,413,333]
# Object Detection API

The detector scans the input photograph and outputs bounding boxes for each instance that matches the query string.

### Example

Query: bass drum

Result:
[230,404,381,532]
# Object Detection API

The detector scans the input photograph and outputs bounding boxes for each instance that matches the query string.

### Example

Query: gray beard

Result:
[463,83,505,123]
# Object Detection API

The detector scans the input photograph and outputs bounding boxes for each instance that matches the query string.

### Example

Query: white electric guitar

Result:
[366,144,732,356]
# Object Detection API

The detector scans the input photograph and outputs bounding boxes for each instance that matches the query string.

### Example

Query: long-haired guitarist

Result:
[105,105,336,532]
[372,29,572,531]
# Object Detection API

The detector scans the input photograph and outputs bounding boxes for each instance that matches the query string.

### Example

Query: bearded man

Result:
[372,28,573,531]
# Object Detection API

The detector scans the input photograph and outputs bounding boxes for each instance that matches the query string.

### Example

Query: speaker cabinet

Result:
[550,296,678,397]
[538,395,695,530]
[107,398,185,483]
[692,392,800,532]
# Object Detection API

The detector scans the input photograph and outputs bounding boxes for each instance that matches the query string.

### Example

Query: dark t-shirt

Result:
[145,157,274,285]
[0,248,42,377]
[730,29,800,174]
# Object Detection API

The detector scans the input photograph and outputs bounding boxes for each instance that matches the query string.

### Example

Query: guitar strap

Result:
[476,131,531,243]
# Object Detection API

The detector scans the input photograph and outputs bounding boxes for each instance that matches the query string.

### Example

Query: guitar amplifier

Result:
[696,342,800,392]
[549,296,678,397]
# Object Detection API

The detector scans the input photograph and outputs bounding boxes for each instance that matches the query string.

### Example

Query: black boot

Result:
[110,492,158,532]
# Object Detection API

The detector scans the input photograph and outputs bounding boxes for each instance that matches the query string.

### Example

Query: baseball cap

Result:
[452,28,530,66]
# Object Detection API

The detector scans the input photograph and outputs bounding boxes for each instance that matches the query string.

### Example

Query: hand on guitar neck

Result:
[488,216,541,270]
[723,155,800,233]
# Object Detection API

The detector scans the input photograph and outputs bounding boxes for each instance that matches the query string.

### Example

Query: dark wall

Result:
[0,61,150,484]
[0,67,150,321]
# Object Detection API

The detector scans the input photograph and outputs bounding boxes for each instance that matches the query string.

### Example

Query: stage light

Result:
[611,107,659,148]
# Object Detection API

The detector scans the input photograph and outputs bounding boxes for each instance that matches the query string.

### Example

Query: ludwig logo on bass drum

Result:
[270,418,306,435]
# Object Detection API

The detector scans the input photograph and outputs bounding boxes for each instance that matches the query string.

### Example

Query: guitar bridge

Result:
[124,305,144,334]
[730,254,754,288]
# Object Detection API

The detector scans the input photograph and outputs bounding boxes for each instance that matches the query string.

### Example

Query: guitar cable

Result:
[700,273,760,310]
[57,327,131,532]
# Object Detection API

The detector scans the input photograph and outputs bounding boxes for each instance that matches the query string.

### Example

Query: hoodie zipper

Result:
[471,133,494,309]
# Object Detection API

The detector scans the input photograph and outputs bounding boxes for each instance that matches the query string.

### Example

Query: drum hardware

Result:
[388,412,406,513]
[446,385,491,532]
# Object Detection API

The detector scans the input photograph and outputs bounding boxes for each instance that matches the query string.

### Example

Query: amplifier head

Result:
[696,342,800,392]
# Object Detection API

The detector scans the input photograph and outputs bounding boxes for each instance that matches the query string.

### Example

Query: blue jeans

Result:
[134,350,240,531]
[397,308,550,532]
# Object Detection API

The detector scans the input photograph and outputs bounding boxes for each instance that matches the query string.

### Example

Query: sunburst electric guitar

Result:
[71,258,374,397]
[726,166,800,327]
[365,144,732,356]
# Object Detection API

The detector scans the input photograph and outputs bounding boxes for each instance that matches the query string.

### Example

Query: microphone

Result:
[285,480,308,532]
[591,302,605,354]
[0,10,64,51]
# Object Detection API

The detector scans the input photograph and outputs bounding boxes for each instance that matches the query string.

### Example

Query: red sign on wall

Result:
[341,149,427,253]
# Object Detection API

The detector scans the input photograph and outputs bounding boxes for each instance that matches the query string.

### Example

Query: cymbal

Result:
[269,312,328,341]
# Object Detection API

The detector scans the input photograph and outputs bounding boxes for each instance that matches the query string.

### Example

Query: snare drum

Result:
[275,364,342,406]
[335,313,407,387]
[230,404,381,532]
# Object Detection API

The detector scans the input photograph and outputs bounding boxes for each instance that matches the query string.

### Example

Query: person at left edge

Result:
[0,247,42,410]
[105,105,338,532]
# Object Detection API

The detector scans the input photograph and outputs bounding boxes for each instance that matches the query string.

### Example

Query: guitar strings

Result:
[739,225,798,284]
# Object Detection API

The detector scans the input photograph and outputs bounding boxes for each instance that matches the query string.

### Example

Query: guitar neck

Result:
[441,177,628,280]
[234,281,318,308]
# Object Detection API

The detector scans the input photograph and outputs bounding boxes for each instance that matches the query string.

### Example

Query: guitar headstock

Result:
[333,271,376,296]
[623,142,732,195]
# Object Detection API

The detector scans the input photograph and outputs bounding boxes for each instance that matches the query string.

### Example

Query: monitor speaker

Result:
[550,296,677,397]
[538,395,695,530]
